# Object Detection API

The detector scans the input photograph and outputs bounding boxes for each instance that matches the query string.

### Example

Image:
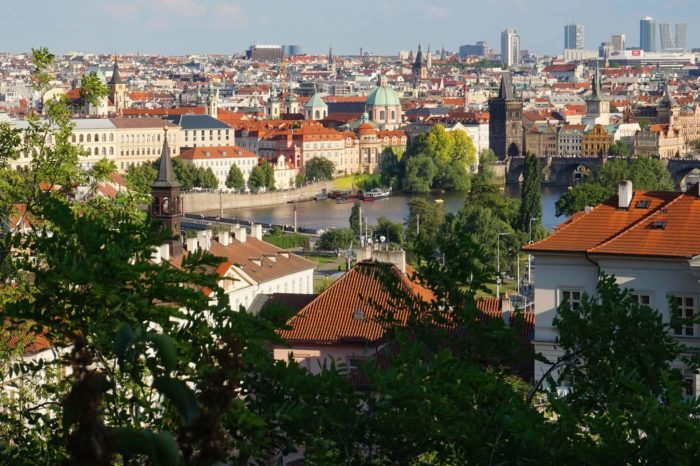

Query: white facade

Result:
[501,28,520,68]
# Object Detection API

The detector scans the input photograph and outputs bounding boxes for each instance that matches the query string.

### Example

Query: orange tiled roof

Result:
[523,189,690,257]
[179,146,257,160]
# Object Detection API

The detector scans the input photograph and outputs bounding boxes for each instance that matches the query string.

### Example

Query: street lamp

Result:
[528,217,539,286]
[497,232,511,298]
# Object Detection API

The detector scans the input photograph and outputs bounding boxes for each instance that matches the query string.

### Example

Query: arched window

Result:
[109,147,114,155]
[94,147,99,156]
[315,110,320,119]
[380,111,385,120]
[109,134,114,142]
[94,134,99,142]
[71,135,76,143]
[101,134,106,142]
[101,147,106,156]
[87,134,91,143]
[391,110,396,120]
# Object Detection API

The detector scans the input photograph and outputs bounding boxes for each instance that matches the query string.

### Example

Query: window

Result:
[673,295,695,337]
[560,289,582,310]
[86,134,91,143]
[632,293,651,306]
[683,369,697,399]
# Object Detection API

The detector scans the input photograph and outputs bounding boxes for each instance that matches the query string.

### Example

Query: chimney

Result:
[197,230,211,251]
[251,224,263,241]
[618,180,633,209]
[501,295,512,325]
[219,231,230,246]
[151,246,162,264]
[160,243,170,262]
[370,249,406,274]
[232,225,246,243]
[186,237,199,253]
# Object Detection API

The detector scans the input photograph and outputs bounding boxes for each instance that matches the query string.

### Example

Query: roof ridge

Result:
[588,190,685,253]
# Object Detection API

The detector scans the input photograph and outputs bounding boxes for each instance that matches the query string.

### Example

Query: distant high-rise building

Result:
[283,45,302,56]
[611,34,626,51]
[640,16,657,52]
[248,44,284,61]
[459,41,488,58]
[599,42,613,59]
[501,28,520,68]
[676,22,688,51]
[564,23,584,50]
[660,23,675,51]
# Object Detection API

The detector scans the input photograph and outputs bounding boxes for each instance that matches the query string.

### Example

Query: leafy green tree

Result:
[405,197,444,257]
[248,165,266,190]
[225,164,245,190]
[628,156,674,191]
[316,228,355,254]
[544,274,700,463]
[172,158,198,190]
[294,172,305,188]
[349,201,362,235]
[197,166,219,189]
[450,128,477,166]
[376,216,404,246]
[517,154,542,232]
[263,228,310,250]
[260,160,276,189]
[378,147,403,190]
[125,162,157,196]
[304,156,335,182]
[403,154,436,193]
[423,124,454,162]
[555,182,612,217]
[79,71,109,108]
[607,139,629,156]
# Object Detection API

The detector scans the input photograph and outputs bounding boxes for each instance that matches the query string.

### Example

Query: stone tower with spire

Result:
[150,128,183,258]
[657,81,679,126]
[412,44,427,87]
[583,62,610,125]
[109,56,127,114]
[206,82,218,119]
[328,45,336,76]
[488,71,523,160]
[426,45,432,70]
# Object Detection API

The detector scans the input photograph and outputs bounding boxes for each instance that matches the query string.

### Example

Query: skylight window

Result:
[635,199,650,209]
[650,220,667,229]
[352,310,365,320]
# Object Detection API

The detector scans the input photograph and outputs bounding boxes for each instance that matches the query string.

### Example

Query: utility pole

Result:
[219,190,223,219]
[293,204,297,233]
[416,213,420,236]
[497,232,510,299]
[359,205,363,246]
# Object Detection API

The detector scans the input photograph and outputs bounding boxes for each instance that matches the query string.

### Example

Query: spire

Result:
[328,45,334,64]
[152,128,180,188]
[498,71,514,100]
[109,56,123,85]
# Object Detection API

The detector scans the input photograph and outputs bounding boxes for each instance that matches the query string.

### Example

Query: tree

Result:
[405,197,444,257]
[517,154,542,232]
[555,182,612,217]
[545,274,700,463]
[403,154,436,193]
[172,158,198,190]
[316,228,354,254]
[304,156,335,182]
[79,71,109,108]
[125,162,157,196]
[433,158,471,191]
[376,216,404,246]
[450,129,477,166]
[607,139,629,156]
[349,201,361,235]
[260,160,276,189]
[248,165,266,190]
[225,164,245,190]
[423,124,454,162]
[197,166,219,189]
[294,172,305,189]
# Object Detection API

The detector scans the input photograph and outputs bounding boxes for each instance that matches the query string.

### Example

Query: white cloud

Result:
[153,0,207,17]
[213,3,246,26]
[424,3,448,18]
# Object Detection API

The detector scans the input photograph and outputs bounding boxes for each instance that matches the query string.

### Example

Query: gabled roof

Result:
[165,114,231,130]
[179,146,257,160]
[523,189,697,258]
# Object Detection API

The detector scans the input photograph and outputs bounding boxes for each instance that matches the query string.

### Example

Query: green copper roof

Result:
[366,84,401,107]
[304,93,327,109]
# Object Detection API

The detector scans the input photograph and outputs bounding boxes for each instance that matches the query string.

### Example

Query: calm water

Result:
[220,186,567,232]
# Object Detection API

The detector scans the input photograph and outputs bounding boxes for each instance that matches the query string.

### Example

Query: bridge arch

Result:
[556,162,593,186]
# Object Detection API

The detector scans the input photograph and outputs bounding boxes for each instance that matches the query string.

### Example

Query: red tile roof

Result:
[523,189,700,258]
[178,145,257,160]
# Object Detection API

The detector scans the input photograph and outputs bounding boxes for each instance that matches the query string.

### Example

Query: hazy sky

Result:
[2,0,699,55]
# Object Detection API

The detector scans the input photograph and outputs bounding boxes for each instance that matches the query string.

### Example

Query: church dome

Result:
[366,83,401,107]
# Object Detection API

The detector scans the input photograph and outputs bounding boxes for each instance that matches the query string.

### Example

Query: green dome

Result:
[366,84,401,107]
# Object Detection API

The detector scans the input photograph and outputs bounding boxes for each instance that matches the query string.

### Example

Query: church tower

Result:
[206,82,218,119]
[267,88,281,119]
[582,62,610,126]
[657,81,679,126]
[489,71,523,160]
[328,46,336,77]
[412,44,428,87]
[108,56,127,114]
[150,128,183,258]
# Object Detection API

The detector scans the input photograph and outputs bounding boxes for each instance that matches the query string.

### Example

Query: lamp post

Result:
[497,232,510,298]
[528,217,539,286]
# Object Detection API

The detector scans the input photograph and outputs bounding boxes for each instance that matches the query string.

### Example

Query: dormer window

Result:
[352,310,365,320]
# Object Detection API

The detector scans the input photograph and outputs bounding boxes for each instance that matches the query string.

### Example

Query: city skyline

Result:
[1,0,699,56]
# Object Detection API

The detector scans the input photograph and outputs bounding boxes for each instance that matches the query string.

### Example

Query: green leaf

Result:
[115,323,135,365]
[153,376,200,425]
[113,427,154,458]
[148,333,177,373]
[151,431,181,466]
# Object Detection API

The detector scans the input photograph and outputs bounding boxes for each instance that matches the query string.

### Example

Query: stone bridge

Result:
[505,156,700,188]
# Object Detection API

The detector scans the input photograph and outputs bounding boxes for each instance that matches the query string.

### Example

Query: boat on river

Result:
[362,187,392,200]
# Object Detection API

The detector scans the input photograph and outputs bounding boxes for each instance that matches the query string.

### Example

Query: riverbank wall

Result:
[184,181,332,213]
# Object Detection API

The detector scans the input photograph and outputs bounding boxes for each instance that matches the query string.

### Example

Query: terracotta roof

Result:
[110,117,177,129]
[178,146,257,160]
[524,189,692,257]
[122,107,206,117]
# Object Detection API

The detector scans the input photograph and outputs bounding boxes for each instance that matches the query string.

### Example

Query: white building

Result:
[178,146,258,191]
[524,181,700,396]
[501,28,520,68]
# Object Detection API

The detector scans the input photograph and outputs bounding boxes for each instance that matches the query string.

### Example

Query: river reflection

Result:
[215,186,568,231]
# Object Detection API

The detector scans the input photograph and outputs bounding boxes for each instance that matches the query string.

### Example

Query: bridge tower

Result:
[489,71,523,160]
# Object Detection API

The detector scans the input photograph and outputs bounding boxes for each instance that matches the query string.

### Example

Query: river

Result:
[219,186,568,232]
